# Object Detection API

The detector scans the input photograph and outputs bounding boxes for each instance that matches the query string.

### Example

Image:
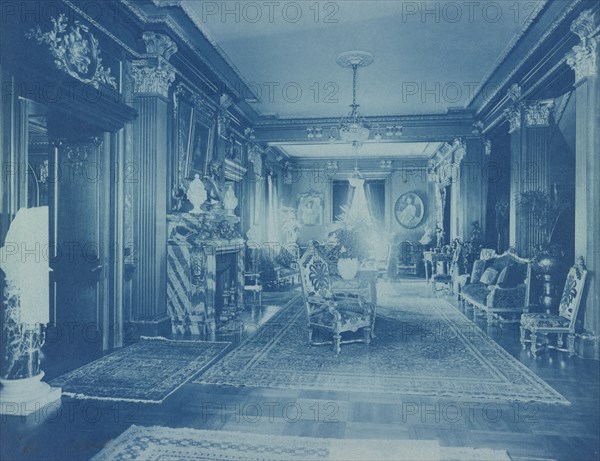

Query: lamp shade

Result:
[0,206,50,325]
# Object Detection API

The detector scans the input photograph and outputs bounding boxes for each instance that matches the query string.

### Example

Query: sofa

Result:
[459,248,532,325]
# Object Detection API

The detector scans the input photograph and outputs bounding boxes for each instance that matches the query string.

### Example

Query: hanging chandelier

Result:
[332,50,374,147]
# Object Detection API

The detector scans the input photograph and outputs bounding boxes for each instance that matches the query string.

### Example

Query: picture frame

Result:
[394,192,425,229]
[297,192,324,227]
[188,116,213,178]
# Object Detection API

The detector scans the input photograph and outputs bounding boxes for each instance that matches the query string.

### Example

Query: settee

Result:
[459,248,532,325]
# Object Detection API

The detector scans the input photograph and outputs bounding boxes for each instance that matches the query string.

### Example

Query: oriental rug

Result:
[92,425,511,461]
[51,337,230,403]
[195,284,568,405]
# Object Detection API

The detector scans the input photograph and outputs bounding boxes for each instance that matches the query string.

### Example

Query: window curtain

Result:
[266,173,279,244]
[365,181,385,228]
[346,177,373,226]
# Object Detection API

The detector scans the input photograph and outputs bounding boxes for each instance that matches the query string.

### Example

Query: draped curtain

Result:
[266,173,279,244]
[365,181,385,228]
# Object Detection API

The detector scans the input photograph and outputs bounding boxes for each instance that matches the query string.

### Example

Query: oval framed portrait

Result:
[394,192,425,229]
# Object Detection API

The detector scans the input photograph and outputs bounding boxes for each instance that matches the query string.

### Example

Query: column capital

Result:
[131,59,176,98]
[504,104,522,133]
[142,32,178,60]
[567,9,599,84]
[523,99,555,127]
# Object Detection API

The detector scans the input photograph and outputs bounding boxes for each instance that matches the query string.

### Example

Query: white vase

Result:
[337,258,359,280]
[223,182,238,216]
[186,174,207,214]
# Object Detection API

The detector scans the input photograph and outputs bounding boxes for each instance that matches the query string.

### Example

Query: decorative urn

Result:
[533,243,565,314]
[223,182,238,216]
[186,174,207,214]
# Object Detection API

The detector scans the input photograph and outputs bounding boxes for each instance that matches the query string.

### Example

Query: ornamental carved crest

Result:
[27,14,117,90]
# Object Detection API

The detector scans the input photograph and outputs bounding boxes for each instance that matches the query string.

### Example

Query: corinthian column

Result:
[128,33,177,337]
[566,9,600,359]
[505,82,555,257]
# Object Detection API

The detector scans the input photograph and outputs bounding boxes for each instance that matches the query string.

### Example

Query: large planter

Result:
[533,244,564,314]
[337,258,359,280]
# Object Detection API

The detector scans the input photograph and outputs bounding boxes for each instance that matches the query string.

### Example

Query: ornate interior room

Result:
[1,1,599,460]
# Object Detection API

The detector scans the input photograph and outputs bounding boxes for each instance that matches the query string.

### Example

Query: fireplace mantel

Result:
[167,213,245,334]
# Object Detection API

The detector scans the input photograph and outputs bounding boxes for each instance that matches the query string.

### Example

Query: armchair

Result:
[273,244,300,289]
[313,241,377,305]
[520,257,587,356]
[395,240,420,277]
[431,241,462,294]
[298,241,376,355]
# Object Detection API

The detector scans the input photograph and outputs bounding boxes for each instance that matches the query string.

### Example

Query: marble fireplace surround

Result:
[167,213,245,335]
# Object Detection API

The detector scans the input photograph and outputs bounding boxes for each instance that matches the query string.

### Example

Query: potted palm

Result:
[330,205,371,280]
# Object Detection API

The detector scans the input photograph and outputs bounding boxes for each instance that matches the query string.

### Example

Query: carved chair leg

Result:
[567,334,576,357]
[333,333,341,355]
[308,327,313,345]
[557,333,564,348]
[487,311,495,326]
[364,327,371,345]
[370,318,376,339]
[530,332,538,355]
[520,326,527,349]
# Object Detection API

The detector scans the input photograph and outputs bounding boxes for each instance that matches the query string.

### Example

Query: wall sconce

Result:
[284,162,293,184]
[306,127,323,139]
[325,161,338,175]
[374,125,382,142]
[328,127,337,144]
[386,125,403,137]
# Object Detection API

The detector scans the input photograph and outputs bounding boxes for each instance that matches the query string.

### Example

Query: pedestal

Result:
[0,372,61,416]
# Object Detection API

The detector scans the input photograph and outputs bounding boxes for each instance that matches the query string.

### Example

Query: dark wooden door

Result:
[50,136,112,364]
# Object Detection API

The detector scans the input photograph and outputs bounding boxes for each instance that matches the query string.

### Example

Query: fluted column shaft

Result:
[567,9,600,358]
[128,44,176,336]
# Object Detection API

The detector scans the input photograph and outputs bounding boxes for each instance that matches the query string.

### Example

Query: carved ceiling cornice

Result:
[120,0,260,126]
[472,0,586,129]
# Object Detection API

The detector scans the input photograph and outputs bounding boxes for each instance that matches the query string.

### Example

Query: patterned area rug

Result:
[196,285,568,404]
[92,425,511,461]
[51,337,230,403]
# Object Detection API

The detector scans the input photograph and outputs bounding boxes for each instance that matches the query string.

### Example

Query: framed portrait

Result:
[297,192,323,227]
[394,192,425,229]
[188,118,213,177]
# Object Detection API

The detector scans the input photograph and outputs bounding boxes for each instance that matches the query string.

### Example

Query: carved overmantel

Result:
[166,213,245,334]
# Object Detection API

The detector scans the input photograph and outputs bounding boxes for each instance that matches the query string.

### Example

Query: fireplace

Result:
[166,213,245,334]
[215,250,239,323]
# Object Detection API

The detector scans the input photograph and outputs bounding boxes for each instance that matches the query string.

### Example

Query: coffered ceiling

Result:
[183,0,546,119]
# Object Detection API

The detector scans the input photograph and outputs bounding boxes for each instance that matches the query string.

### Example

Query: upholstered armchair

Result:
[273,244,300,289]
[298,241,376,355]
[395,240,420,277]
[313,241,378,305]
[520,257,588,356]
[431,240,462,294]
